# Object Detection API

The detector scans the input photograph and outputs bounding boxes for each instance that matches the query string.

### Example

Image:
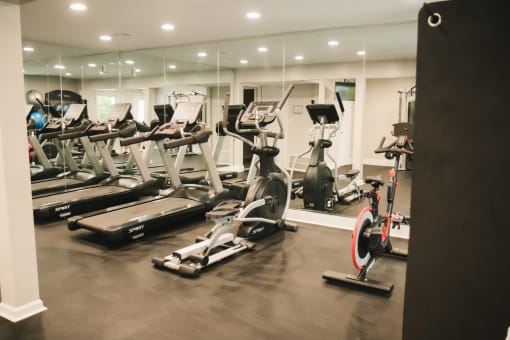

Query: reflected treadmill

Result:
[31,104,107,195]
[68,102,230,244]
[33,103,162,220]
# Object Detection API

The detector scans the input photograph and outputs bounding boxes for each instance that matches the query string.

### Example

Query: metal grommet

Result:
[428,12,442,27]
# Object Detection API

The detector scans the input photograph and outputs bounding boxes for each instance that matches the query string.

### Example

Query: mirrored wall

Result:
[22,21,417,218]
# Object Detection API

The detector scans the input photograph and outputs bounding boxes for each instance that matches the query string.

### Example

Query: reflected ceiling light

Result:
[240,59,248,64]
[197,52,207,57]
[88,63,96,67]
[168,64,177,69]
[134,68,141,73]
[294,55,304,61]
[357,50,366,56]
[23,46,34,52]
[161,23,175,31]
[328,40,339,46]
[54,64,66,70]
[99,35,112,41]
[257,47,268,52]
[65,72,72,76]
[125,60,135,65]
[69,3,87,11]
[99,71,105,75]
[246,11,261,19]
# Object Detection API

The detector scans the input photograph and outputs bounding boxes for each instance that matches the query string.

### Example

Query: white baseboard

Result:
[286,208,410,239]
[0,299,47,322]
[218,165,244,172]
[363,158,394,167]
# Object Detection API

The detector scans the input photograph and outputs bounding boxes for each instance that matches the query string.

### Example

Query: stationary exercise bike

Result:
[292,92,362,211]
[152,86,298,276]
[323,126,413,294]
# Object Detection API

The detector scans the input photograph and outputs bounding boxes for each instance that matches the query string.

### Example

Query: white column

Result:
[0,3,46,322]
[230,72,244,171]
[352,76,366,177]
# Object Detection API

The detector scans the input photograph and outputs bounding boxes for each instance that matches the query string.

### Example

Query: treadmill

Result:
[31,104,106,195]
[33,103,163,220]
[68,102,230,244]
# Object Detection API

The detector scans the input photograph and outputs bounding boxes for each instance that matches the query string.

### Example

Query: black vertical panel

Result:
[403,2,510,339]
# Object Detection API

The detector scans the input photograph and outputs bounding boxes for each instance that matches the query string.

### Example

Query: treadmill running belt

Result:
[32,178,81,192]
[33,185,128,208]
[77,197,202,231]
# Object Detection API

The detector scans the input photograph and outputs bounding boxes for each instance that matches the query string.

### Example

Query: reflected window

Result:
[96,92,116,122]
[335,81,356,101]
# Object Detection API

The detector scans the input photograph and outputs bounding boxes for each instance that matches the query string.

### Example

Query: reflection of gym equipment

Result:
[30,103,105,192]
[68,102,229,244]
[291,93,362,211]
[45,89,87,117]
[151,87,298,276]
[33,103,162,220]
[323,127,414,295]
[397,86,415,170]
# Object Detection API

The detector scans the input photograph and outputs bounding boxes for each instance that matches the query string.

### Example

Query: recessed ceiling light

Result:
[257,47,268,53]
[134,68,141,73]
[69,3,87,11]
[99,35,112,41]
[65,72,72,76]
[88,63,96,67]
[168,64,177,69]
[295,55,304,61]
[161,23,175,31]
[125,60,135,65]
[357,50,366,56]
[197,52,207,57]
[54,64,66,70]
[240,59,248,64]
[99,71,105,75]
[23,46,34,52]
[246,11,261,19]
[328,40,339,46]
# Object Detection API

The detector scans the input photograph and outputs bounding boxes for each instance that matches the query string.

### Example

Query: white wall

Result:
[77,60,416,167]
[363,77,416,166]
[23,75,80,98]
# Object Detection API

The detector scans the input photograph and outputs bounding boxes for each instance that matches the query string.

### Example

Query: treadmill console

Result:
[306,104,340,124]
[238,101,279,128]
[153,104,175,124]
[106,103,133,124]
[62,104,86,124]
[171,102,203,125]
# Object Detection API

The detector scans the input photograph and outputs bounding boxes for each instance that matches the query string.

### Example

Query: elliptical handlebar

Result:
[375,136,414,155]
[221,85,295,147]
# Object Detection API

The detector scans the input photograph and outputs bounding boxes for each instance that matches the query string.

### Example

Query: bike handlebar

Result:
[375,136,414,155]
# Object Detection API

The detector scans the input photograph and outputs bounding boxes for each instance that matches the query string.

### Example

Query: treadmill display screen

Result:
[108,103,132,122]
[64,104,86,121]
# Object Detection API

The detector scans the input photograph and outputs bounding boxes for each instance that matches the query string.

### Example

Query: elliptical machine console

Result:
[152,86,298,276]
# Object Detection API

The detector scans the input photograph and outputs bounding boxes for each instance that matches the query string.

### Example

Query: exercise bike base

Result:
[382,248,408,259]
[322,270,394,295]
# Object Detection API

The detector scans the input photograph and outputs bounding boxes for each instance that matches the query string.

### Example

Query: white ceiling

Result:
[19,0,422,79]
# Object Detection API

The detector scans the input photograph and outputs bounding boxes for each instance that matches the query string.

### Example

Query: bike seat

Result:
[364,176,384,187]
[206,200,243,219]
[345,169,360,178]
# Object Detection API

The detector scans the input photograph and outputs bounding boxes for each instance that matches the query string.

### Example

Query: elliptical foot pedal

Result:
[239,239,256,250]
[322,270,394,296]
[282,221,298,232]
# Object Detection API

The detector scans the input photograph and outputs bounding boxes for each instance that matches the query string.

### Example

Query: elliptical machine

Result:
[292,92,362,211]
[152,86,298,276]
[322,125,414,295]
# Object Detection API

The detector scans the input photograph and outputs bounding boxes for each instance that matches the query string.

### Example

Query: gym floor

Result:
[0,162,411,340]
